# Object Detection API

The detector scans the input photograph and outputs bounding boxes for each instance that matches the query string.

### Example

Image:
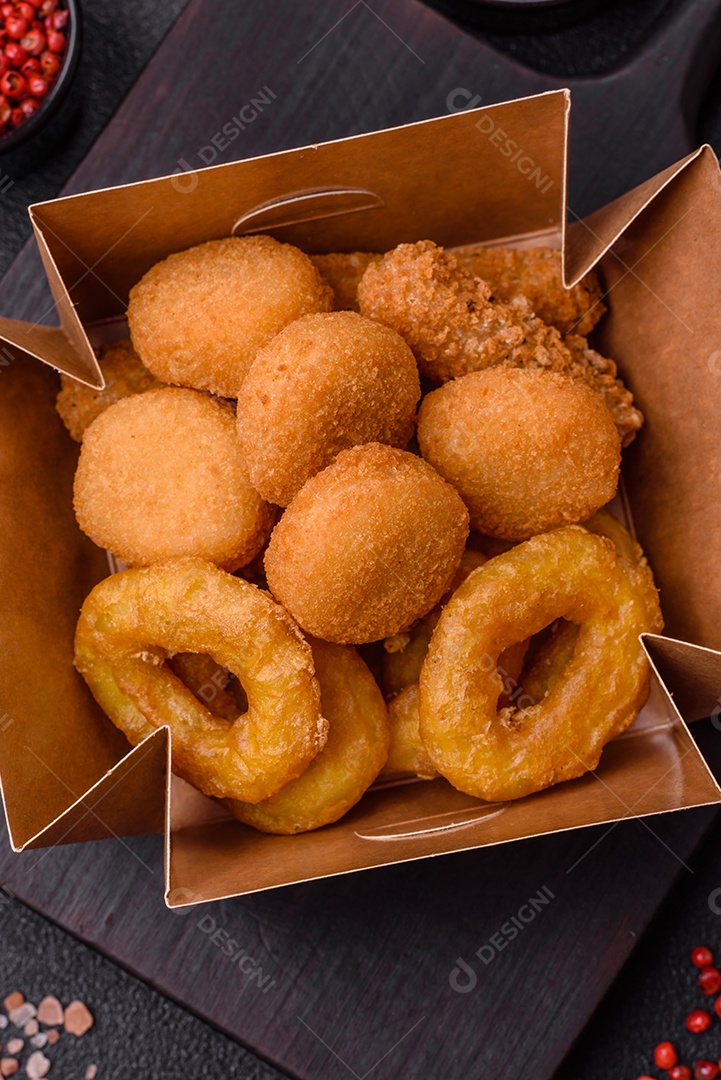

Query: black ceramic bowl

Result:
[0,0,82,174]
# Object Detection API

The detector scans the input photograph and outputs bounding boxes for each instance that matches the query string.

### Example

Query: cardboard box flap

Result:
[644,634,721,726]
[5,727,169,852]
[165,660,721,903]
[564,146,707,287]
[18,89,568,361]
[29,212,102,388]
[0,321,90,384]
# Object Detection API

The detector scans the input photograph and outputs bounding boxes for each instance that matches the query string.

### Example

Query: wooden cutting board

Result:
[3,1,721,1077]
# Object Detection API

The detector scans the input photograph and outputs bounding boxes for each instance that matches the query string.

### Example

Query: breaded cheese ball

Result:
[417,367,621,540]
[127,235,334,397]
[74,388,274,569]
[264,443,469,643]
[236,311,421,506]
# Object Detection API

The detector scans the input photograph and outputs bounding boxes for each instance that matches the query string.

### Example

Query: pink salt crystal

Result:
[34,1000,62,1029]
[29,1036,46,1050]
[0,1062,17,1077]
[84,1068,97,1080]
[1,998,21,1015]
[5,1042,21,1056]
[0,1017,8,1030]
[44,1033,58,1047]
[23,1022,37,1037]
[8,1005,34,1027]
[63,1001,93,1037]
[25,1052,50,1079]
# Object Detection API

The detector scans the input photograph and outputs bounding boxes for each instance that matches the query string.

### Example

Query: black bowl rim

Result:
[0,0,81,155]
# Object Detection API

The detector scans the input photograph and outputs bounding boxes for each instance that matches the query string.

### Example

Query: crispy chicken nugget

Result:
[236,311,420,506]
[357,240,642,445]
[311,252,382,311]
[127,235,333,397]
[417,367,621,540]
[56,339,165,442]
[264,443,469,644]
[456,245,605,336]
[74,387,274,570]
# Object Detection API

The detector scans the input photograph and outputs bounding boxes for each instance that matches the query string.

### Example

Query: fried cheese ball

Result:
[56,339,165,442]
[311,252,382,311]
[236,311,421,506]
[74,387,274,569]
[358,240,642,445]
[417,367,621,540]
[127,235,334,397]
[265,443,469,643]
[456,245,605,337]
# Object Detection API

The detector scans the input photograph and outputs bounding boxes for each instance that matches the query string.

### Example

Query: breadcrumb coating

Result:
[417,367,621,539]
[74,387,274,570]
[56,339,164,442]
[264,443,469,644]
[311,252,382,311]
[456,245,605,336]
[357,240,642,445]
[127,235,333,397]
[237,311,420,506]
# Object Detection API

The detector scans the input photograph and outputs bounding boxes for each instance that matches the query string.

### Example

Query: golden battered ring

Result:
[419,526,662,802]
[229,639,389,833]
[74,558,328,804]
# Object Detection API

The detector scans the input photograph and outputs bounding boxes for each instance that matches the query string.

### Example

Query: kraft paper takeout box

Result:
[2,89,721,907]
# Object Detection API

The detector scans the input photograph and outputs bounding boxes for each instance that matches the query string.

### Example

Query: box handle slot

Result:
[355,802,509,842]
[232,187,384,235]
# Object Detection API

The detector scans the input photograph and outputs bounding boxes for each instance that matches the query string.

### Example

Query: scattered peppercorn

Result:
[699,968,721,996]
[686,1010,713,1034]
[692,948,714,969]
[0,0,67,137]
[654,1042,678,1069]
[694,1063,719,1080]
[669,1067,693,1080]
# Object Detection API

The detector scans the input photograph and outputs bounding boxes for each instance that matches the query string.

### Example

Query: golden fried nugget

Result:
[420,528,663,802]
[229,639,389,833]
[311,252,382,311]
[417,367,621,539]
[74,388,274,570]
[358,240,642,444]
[127,236,333,397]
[456,245,605,336]
[265,443,469,644]
[237,311,420,506]
[56,339,165,442]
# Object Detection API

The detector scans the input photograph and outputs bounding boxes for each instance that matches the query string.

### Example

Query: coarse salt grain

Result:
[23,1021,37,1037]
[63,1001,93,1037]
[84,1067,97,1080]
[8,1004,34,1027]
[34,1000,61,1029]
[44,1033,58,1047]
[0,1062,17,1078]
[1,997,21,1015]
[0,1018,7,1030]
[25,1052,50,1079]
[5,1041,21,1057]
[29,1035,46,1050]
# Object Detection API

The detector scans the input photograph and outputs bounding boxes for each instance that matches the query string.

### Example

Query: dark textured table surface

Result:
[3,1,721,1078]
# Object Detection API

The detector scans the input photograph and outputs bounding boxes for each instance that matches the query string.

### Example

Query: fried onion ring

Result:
[74,558,328,803]
[419,526,663,802]
[229,638,389,833]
